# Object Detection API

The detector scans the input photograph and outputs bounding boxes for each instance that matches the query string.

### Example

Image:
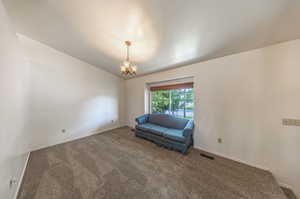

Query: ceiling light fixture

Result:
[120,41,137,77]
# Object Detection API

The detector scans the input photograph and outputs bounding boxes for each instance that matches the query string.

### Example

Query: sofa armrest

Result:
[135,114,149,125]
[183,120,194,137]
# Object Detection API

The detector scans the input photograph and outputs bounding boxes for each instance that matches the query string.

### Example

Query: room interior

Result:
[1,0,300,198]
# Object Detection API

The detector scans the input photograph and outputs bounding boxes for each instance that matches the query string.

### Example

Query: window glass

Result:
[151,88,194,119]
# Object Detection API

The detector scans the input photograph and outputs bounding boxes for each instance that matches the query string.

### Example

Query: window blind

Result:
[150,82,193,91]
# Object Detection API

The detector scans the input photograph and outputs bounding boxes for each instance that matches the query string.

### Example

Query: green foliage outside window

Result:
[151,88,194,119]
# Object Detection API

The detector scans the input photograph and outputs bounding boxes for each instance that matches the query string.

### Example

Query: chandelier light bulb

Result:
[123,61,130,67]
[132,65,137,72]
[121,66,126,72]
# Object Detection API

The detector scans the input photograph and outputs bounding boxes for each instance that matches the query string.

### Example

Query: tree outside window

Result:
[151,88,194,119]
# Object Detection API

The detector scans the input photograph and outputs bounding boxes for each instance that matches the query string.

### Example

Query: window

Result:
[150,83,194,119]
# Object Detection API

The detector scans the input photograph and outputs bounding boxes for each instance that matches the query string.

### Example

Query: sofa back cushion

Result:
[148,114,188,129]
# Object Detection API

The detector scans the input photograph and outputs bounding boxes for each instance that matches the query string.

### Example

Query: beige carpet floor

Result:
[18,127,288,199]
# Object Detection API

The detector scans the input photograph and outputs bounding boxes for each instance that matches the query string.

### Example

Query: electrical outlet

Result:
[9,179,17,189]
[217,138,222,143]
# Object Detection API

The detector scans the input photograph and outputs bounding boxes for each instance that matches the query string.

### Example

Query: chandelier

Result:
[120,41,137,76]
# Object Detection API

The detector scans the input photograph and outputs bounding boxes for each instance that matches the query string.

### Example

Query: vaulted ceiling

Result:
[4,0,300,77]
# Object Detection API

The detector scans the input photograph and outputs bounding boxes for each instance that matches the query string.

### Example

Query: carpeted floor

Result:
[18,127,288,199]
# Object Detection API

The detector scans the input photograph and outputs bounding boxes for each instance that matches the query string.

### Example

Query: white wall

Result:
[0,2,31,199]
[1,2,125,197]
[125,39,300,197]
[17,35,125,151]
[0,4,125,197]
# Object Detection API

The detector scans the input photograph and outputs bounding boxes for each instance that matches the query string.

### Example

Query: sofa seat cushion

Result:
[163,128,185,143]
[136,123,168,135]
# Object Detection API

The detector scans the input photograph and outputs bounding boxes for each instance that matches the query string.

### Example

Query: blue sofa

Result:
[135,114,194,154]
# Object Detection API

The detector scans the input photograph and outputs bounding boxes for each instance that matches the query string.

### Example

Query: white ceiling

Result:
[3,0,300,77]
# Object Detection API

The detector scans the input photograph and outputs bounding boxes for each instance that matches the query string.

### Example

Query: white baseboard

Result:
[194,145,269,171]
[194,145,295,193]
[31,125,125,152]
[93,125,126,135]
[278,182,294,190]
[15,129,296,198]
[13,152,30,199]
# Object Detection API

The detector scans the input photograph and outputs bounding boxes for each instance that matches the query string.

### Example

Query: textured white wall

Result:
[17,35,125,151]
[0,2,31,199]
[125,39,300,197]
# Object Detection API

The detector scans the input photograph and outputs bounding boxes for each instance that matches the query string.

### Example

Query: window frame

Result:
[149,82,194,119]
